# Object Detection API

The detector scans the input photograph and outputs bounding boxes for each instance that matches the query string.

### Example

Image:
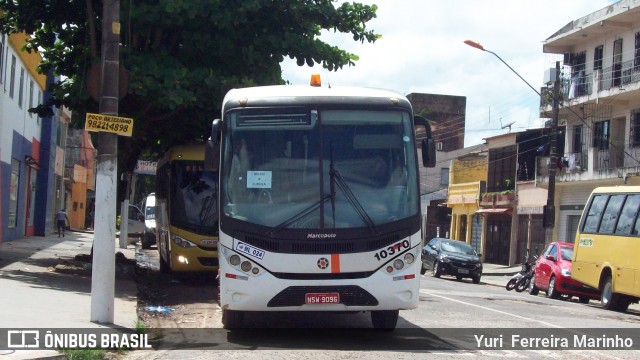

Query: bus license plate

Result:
[305,292,340,304]
[458,269,469,274]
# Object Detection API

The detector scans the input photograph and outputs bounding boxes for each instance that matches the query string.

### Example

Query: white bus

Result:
[208,76,436,329]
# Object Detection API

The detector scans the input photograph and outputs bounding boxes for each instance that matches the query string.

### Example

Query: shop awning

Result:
[476,208,512,214]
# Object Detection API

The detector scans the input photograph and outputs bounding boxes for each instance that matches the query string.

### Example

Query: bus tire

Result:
[371,310,398,331]
[601,275,622,311]
[222,309,244,329]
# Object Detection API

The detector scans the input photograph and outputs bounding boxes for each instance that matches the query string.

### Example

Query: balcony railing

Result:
[536,145,640,184]
[540,60,640,106]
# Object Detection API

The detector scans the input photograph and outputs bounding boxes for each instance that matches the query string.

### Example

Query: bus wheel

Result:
[371,310,398,331]
[601,275,622,311]
[222,309,244,329]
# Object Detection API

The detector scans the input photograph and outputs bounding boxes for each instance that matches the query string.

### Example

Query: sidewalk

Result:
[480,262,522,288]
[0,229,138,359]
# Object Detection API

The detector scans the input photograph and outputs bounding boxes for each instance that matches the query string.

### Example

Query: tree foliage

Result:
[0,0,379,173]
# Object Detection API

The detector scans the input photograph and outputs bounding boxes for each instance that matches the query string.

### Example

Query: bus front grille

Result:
[197,257,219,267]
[267,285,378,307]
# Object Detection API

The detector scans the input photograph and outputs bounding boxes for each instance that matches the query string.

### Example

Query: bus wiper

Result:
[330,166,378,233]
[266,194,333,236]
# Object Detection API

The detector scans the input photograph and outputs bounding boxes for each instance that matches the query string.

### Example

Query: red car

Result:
[529,242,599,303]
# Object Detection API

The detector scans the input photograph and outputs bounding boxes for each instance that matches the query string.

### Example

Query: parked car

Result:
[529,241,600,303]
[421,237,482,284]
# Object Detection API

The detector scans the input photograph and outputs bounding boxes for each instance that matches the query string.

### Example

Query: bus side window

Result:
[615,194,640,235]
[583,195,608,233]
[599,194,625,234]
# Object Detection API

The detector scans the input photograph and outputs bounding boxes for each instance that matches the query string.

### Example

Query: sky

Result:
[281,0,614,147]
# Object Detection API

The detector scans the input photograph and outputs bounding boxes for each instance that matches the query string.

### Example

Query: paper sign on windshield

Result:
[247,171,272,188]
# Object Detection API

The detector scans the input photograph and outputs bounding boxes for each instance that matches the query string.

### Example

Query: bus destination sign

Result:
[85,113,134,137]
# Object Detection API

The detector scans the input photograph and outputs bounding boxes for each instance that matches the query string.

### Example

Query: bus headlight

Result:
[229,255,241,266]
[404,253,415,264]
[240,261,252,272]
[172,234,197,248]
[393,259,404,270]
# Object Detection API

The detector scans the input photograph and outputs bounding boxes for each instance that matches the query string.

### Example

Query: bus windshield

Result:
[170,161,218,235]
[221,108,419,229]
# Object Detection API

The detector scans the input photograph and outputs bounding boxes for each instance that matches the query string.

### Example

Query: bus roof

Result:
[222,85,412,113]
[591,185,640,194]
[157,142,206,167]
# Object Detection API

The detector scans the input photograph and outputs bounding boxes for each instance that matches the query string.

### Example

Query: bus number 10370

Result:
[373,240,410,261]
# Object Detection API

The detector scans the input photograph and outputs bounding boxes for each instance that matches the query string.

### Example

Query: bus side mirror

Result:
[204,119,221,172]
[422,138,436,168]
[414,115,436,168]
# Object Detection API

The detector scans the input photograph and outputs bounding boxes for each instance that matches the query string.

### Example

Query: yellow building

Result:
[446,153,487,254]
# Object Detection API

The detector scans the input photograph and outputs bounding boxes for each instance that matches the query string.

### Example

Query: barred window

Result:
[632,110,640,147]
[593,120,610,150]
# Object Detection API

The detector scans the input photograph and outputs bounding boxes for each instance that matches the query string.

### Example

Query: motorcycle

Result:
[514,255,537,292]
[505,255,535,291]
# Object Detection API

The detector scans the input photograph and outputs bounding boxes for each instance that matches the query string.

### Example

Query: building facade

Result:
[446,150,487,255]
[538,0,640,243]
[0,31,68,241]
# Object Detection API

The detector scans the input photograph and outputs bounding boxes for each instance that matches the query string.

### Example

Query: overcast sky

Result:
[281,0,614,147]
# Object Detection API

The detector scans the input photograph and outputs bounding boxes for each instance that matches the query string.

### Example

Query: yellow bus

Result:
[156,143,218,272]
[573,186,640,312]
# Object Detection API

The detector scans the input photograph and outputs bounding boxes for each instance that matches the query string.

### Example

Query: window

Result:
[635,32,640,69]
[573,125,583,153]
[542,243,556,258]
[594,45,604,71]
[28,80,34,117]
[616,195,640,235]
[9,159,20,228]
[18,67,24,108]
[593,120,610,150]
[599,194,625,234]
[440,168,449,186]
[632,110,640,147]
[583,194,608,233]
[613,39,623,87]
[0,36,4,84]
[9,55,16,98]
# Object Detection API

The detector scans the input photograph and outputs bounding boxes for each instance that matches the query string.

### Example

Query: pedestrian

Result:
[56,209,69,237]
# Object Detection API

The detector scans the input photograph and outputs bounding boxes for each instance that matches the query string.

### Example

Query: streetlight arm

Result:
[464,40,541,96]
[485,49,541,97]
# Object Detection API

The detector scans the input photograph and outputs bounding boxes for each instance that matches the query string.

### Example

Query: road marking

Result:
[419,289,562,328]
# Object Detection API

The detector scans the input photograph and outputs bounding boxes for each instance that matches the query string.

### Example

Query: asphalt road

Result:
[129,247,640,359]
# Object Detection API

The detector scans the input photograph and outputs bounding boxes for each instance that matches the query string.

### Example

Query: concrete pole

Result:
[544,61,561,244]
[91,0,120,324]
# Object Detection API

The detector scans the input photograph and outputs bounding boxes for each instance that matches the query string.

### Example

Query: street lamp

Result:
[463,40,541,96]
[464,39,561,244]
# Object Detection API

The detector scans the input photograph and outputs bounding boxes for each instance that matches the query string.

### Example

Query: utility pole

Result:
[544,61,561,243]
[91,0,120,324]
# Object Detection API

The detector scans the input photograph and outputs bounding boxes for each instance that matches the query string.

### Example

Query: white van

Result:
[142,193,157,249]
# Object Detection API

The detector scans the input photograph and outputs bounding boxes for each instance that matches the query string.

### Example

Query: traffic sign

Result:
[85,113,134,137]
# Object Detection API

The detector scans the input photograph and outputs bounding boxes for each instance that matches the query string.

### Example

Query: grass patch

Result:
[60,348,107,360]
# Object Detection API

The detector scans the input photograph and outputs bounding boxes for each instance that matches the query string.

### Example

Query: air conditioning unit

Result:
[436,142,443,151]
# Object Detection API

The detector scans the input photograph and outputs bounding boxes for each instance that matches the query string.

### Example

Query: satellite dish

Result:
[500,118,516,133]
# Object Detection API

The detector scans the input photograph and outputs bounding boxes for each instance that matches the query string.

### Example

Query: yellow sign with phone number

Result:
[85,113,134,137]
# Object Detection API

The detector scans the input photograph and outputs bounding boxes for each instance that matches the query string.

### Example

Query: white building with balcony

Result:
[538,0,640,242]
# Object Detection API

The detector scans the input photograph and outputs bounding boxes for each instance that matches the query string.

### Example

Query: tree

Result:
[0,0,379,180]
